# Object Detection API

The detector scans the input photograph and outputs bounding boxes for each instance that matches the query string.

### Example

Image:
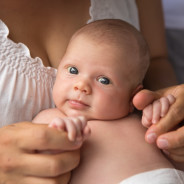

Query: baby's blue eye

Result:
[98,77,110,85]
[68,66,78,74]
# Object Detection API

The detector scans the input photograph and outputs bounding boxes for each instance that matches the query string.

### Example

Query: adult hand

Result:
[133,84,184,162]
[0,122,82,183]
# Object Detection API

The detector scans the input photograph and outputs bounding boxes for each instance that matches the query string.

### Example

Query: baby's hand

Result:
[142,94,175,128]
[48,116,91,142]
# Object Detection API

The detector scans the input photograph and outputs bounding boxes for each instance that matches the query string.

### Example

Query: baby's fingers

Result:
[66,116,87,142]
[77,116,87,128]
[167,94,176,104]
[77,116,90,137]
[70,117,84,142]
[83,126,91,138]
[160,95,175,117]
[152,100,162,124]
[160,97,170,117]
[152,95,175,124]
[72,116,91,140]
[64,118,78,142]
[49,117,66,130]
[49,117,78,142]
[142,105,153,128]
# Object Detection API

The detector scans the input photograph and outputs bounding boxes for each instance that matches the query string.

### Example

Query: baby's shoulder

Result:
[88,112,144,140]
[32,108,65,124]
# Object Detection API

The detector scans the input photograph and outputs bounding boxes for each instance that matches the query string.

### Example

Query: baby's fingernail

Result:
[152,119,158,124]
[157,139,169,149]
[142,118,150,127]
[146,132,157,143]
[68,134,75,142]
[79,116,86,121]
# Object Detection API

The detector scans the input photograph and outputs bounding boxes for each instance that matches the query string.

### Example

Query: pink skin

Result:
[142,94,176,128]
[49,116,91,142]
[50,35,142,142]
[52,35,141,121]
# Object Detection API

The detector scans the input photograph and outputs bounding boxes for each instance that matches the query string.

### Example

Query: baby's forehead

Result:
[78,28,135,45]
[69,34,139,70]
[71,33,136,57]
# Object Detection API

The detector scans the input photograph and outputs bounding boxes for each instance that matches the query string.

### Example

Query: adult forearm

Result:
[144,57,178,90]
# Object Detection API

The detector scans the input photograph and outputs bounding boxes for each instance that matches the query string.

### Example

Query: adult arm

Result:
[136,0,178,90]
[0,122,82,183]
[133,84,184,162]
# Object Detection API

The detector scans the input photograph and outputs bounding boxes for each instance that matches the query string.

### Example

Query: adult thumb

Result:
[133,89,160,110]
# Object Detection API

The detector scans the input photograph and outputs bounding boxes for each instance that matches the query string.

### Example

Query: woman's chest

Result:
[0,0,90,68]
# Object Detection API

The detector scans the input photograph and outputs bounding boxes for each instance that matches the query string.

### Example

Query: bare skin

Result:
[0,0,90,68]
[70,115,174,183]
[0,0,177,89]
[0,1,90,183]
[0,122,82,183]
[133,85,184,170]
[33,109,174,184]
[0,0,178,183]
[136,0,177,90]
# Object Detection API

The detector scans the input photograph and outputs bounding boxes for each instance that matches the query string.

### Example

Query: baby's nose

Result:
[74,81,91,95]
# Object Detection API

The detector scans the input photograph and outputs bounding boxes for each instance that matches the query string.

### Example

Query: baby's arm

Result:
[142,94,175,128]
[33,108,90,142]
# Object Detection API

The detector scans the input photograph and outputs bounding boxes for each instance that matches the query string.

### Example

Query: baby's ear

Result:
[129,84,143,113]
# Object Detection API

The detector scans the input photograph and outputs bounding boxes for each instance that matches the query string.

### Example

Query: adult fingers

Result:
[145,96,184,144]
[20,172,70,184]
[144,85,184,143]
[0,122,81,182]
[163,147,184,162]
[20,150,80,177]
[156,126,184,150]
[133,85,179,110]
[133,89,160,110]
[15,122,83,151]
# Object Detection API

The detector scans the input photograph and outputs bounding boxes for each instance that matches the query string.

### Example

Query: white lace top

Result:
[0,20,57,127]
[0,0,139,127]
[89,0,139,30]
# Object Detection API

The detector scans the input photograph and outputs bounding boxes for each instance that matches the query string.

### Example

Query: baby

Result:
[33,19,183,183]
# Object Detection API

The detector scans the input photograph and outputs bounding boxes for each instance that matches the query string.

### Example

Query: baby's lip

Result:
[68,99,89,109]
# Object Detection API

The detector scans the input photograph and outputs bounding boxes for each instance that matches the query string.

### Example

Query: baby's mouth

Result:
[68,99,89,109]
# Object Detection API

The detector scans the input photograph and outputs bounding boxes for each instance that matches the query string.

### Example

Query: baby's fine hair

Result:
[70,19,150,84]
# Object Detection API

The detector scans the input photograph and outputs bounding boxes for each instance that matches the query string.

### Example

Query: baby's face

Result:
[53,36,138,120]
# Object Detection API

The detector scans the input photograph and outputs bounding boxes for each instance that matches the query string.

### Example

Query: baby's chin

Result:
[65,110,90,120]
[64,109,115,121]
